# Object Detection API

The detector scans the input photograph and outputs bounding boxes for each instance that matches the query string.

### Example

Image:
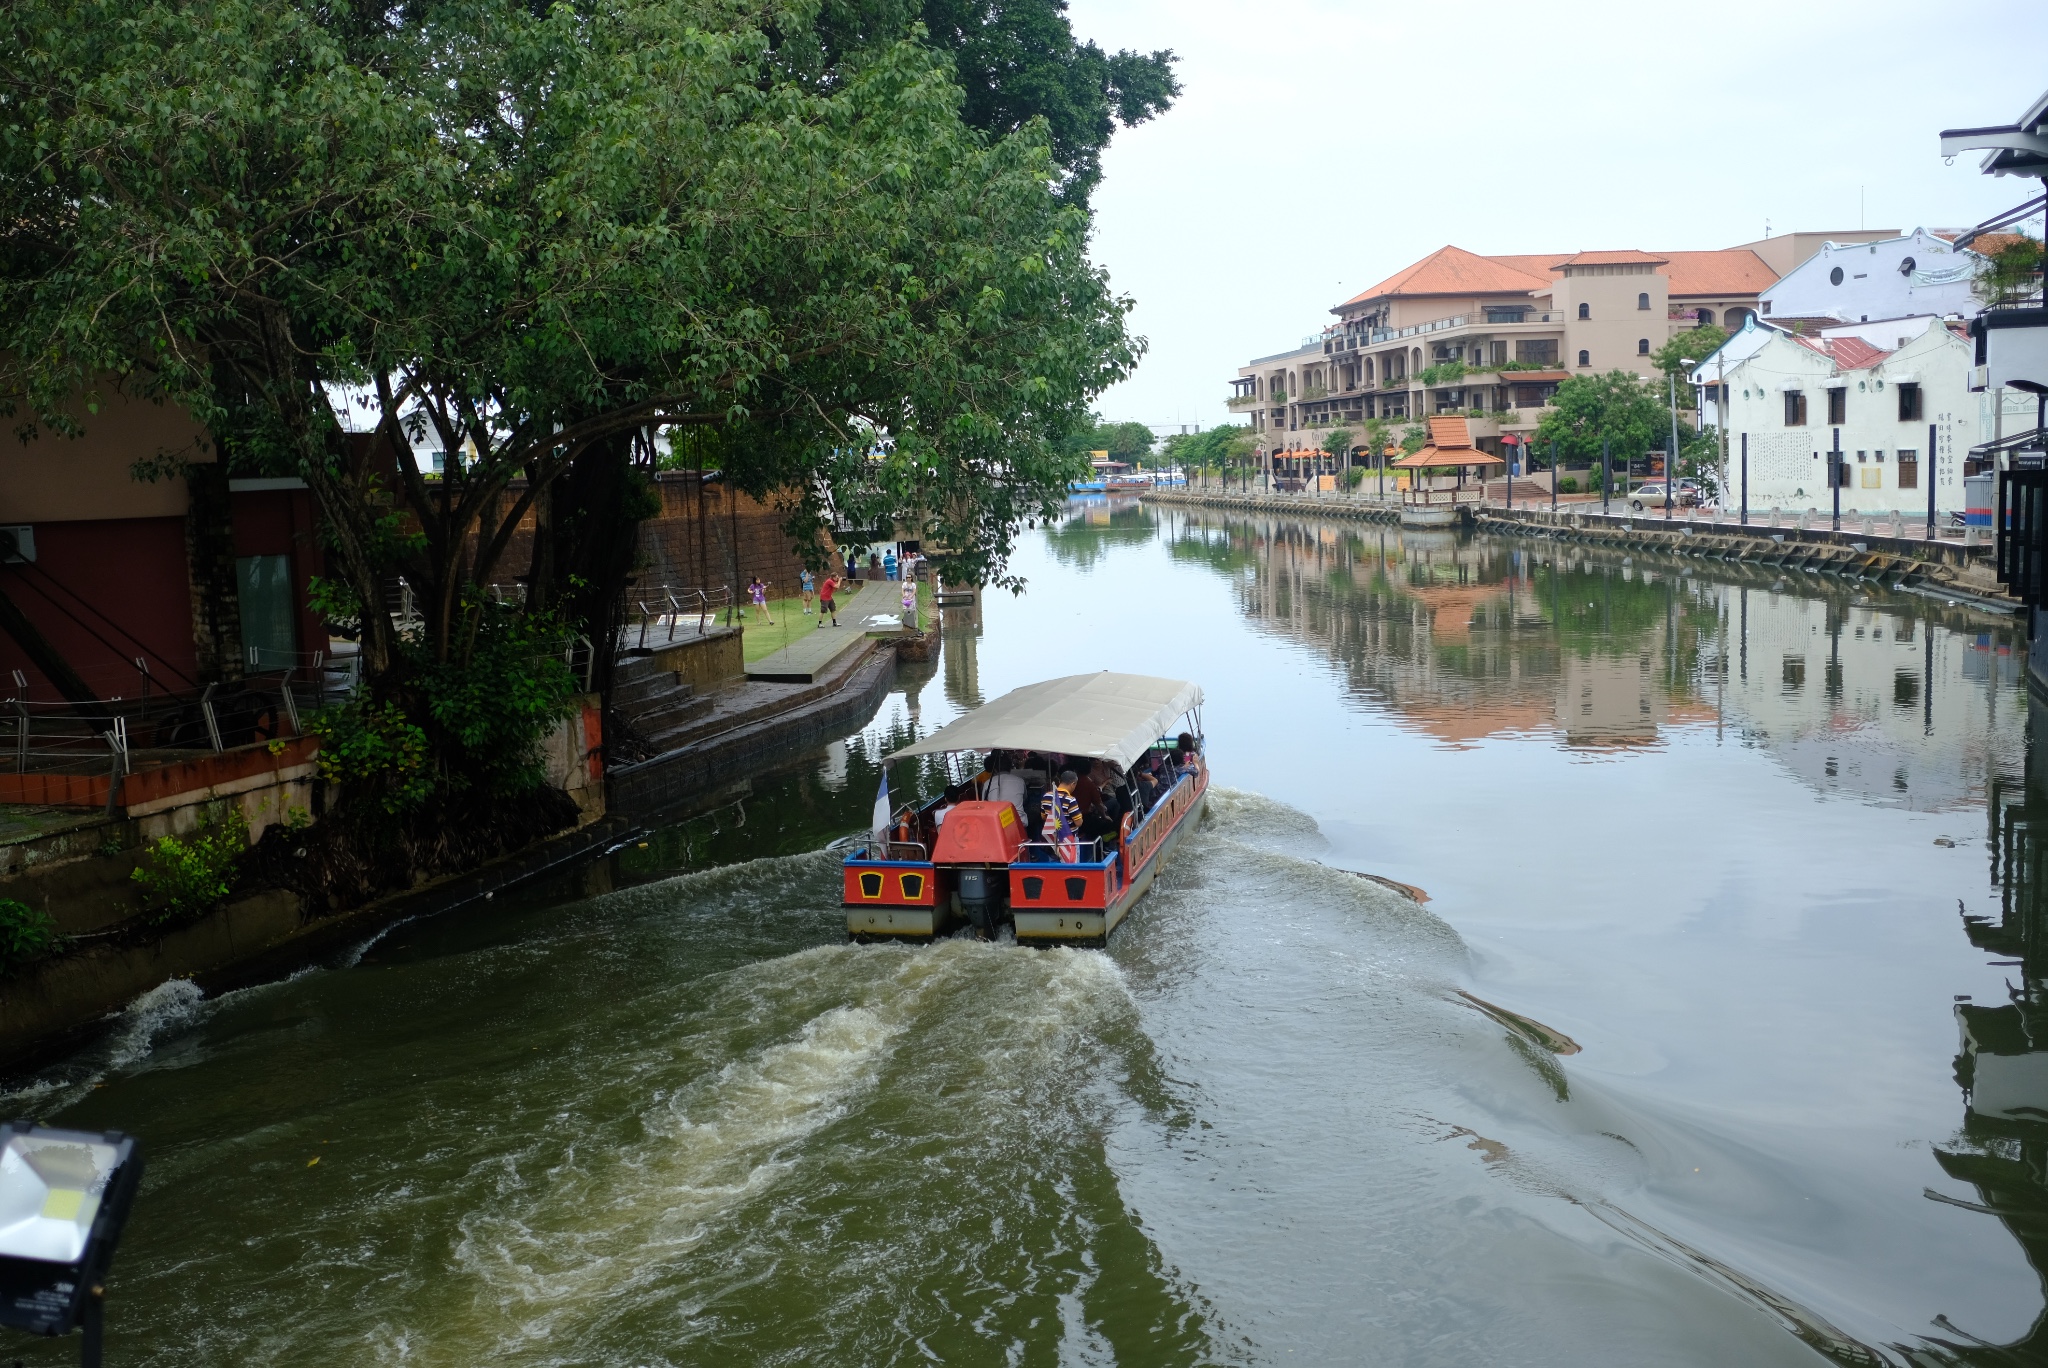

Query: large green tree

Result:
[807,0,1178,203]
[1532,371,1671,469]
[1,0,1135,655]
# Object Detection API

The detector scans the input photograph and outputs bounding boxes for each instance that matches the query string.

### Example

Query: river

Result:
[7,497,2046,1366]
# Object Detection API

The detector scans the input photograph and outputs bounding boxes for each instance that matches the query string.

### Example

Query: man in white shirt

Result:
[979,751,1028,821]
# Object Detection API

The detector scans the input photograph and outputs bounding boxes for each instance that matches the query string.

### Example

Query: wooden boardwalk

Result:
[744,623,875,683]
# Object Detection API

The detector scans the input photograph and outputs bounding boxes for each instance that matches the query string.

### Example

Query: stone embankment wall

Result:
[0,698,609,1073]
[1142,489,2009,602]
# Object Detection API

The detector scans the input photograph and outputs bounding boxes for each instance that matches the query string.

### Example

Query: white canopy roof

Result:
[887,672,1202,772]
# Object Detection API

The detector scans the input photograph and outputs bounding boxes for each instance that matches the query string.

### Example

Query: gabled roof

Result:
[1787,333,1894,370]
[1338,244,1782,312]
[1342,246,1555,305]
[1427,416,1473,448]
[1390,416,1505,468]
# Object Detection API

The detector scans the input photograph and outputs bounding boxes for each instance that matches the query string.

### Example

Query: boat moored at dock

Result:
[842,673,1207,947]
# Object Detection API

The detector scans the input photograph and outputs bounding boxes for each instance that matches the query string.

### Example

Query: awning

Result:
[887,672,1202,771]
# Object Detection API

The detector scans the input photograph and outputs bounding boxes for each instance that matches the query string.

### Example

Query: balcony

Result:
[1226,393,1260,410]
[1365,312,1569,344]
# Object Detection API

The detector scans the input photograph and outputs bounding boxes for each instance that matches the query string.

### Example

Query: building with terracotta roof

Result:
[1698,315,1980,515]
[1226,234,1873,475]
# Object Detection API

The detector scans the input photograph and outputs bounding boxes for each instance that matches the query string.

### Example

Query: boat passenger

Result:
[1080,798,1117,854]
[1042,771,1082,863]
[1072,764,1103,813]
[1174,733,1201,773]
[978,752,1028,822]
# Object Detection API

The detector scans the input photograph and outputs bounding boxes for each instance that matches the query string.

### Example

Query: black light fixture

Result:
[0,1123,143,1368]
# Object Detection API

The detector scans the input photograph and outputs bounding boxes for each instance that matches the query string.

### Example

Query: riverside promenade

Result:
[1142,485,2016,611]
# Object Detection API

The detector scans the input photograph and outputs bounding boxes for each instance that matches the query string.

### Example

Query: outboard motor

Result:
[930,801,1026,936]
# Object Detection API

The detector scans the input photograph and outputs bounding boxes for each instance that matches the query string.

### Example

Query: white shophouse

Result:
[1759,229,1986,326]
[1694,316,1979,515]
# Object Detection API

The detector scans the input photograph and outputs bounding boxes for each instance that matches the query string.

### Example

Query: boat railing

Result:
[1015,840,1111,866]
[869,840,929,862]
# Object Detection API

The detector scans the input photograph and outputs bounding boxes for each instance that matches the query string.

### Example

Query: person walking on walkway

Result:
[799,567,815,615]
[883,548,899,581]
[747,576,774,625]
[901,577,919,632]
[818,573,840,627]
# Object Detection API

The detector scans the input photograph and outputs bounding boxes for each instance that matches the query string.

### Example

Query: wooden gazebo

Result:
[1390,417,1503,507]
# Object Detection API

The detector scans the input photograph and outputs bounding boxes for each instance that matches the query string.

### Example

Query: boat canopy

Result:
[887,672,1202,772]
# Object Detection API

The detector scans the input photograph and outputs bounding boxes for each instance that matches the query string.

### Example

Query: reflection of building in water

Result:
[1931,691,2048,1362]
[1159,506,2023,790]
[1704,582,2023,812]
[1558,651,1663,746]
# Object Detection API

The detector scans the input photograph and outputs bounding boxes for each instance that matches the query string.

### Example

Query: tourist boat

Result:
[842,673,1207,947]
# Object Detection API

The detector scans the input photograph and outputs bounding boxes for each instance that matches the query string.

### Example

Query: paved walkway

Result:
[744,623,875,683]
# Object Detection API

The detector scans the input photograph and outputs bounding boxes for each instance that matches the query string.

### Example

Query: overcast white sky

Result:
[1071,0,2048,433]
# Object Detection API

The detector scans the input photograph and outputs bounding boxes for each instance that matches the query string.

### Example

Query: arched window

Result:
[1638,338,1650,355]
[1577,302,1590,320]
[1637,292,1650,311]
[1696,309,1716,326]
[1577,349,1591,367]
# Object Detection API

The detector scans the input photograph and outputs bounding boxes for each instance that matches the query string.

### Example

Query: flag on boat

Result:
[872,767,891,839]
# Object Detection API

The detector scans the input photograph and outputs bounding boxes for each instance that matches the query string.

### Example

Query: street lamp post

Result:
[1602,437,1612,516]
[1667,361,1695,522]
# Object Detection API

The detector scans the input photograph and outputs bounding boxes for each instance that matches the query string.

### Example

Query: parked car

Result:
[1620,481,1699,511]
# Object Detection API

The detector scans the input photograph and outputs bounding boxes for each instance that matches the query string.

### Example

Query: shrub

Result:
[131,808,249,924]
[308,697,432,813]
[1559,477,1580,494]
[0,898,58,973]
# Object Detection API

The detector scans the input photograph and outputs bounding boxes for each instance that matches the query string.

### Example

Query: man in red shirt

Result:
[817,573,839,627]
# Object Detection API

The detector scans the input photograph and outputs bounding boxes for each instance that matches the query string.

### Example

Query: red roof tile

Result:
[1341,246,1555,305]
[1661,249,1776,297]
[1553,250,1670,268]
[1427,416,1475,449]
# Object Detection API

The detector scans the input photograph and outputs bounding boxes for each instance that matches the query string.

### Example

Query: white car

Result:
[1617,481,1699,511]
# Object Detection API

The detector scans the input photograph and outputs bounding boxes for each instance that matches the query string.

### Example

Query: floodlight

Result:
[0,1123,142,1366]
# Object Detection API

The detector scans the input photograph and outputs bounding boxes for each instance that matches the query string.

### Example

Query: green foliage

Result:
[0,898,58,973]
[1321,427,1354,460]
[1651,326,1729,409]
[810,0,1179,206]
[1416,362,1468,387]
[2,0,1144,645]
[1975,235,2044,306]
[305,576,363,631]
[1343,466,1365,489]
[1160,425,1253,473]
[1534,371,1669,468]
[308,698,432,813]
[1073,418,1156,464]
[413,605,580,798]
[1498,359,1553,372]
[131,809,248,925]
[1558,477,1580,494]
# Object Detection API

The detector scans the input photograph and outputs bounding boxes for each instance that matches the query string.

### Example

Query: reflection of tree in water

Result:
[1928,692,2048,1363]
[1156,509,1721,744]
[1041,498,1157,570]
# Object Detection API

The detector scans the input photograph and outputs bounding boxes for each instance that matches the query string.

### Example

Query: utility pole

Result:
[1740,432,1749,526]
[1602,437,1612,516]
[1667,362,1694,522]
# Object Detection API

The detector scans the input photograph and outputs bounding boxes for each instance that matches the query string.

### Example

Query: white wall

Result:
[1760,230,1983,325]
[1714,323,1977,513]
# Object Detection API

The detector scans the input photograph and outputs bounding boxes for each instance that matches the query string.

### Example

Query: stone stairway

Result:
[611,653,716,755]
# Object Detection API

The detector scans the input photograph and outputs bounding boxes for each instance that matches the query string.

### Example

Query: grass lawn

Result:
[733,578,931,664]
